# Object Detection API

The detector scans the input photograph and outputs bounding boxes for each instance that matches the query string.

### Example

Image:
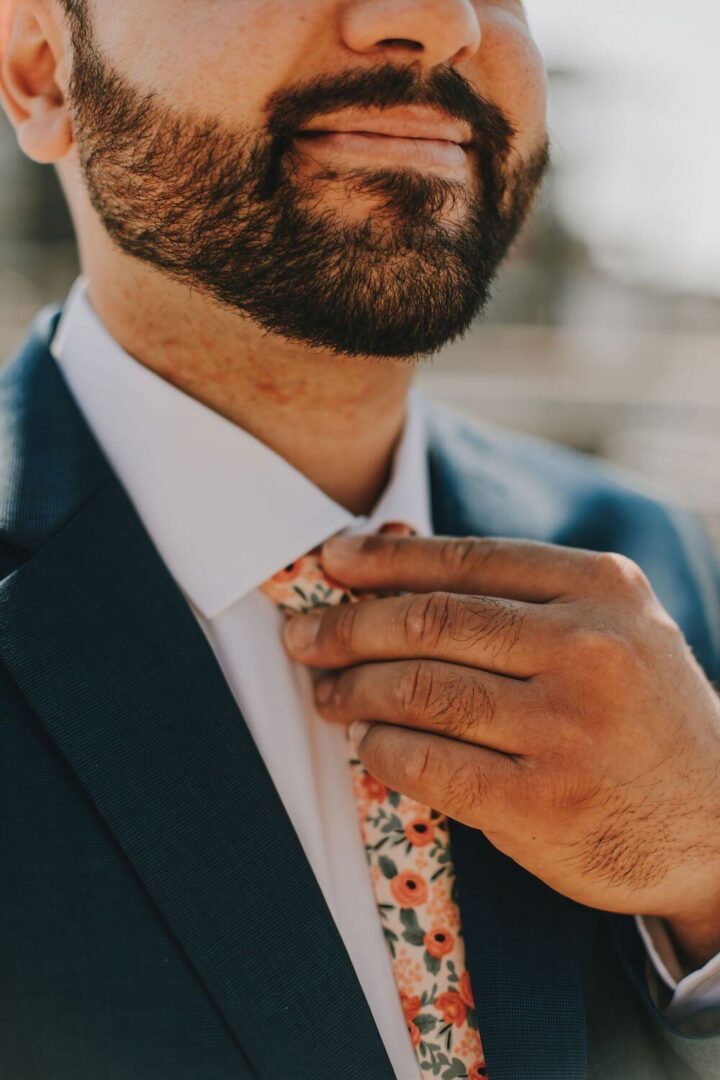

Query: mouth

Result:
[293,106,474,171]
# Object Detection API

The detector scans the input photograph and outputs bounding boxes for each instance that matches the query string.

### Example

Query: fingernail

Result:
[350,720,371,747]
[284,613,321,651]
[324,535,364,561]
[315,676,335,706]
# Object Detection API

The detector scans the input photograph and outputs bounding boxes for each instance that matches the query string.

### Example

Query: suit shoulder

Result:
[426,398,664,510]
[425,400,720,680]
[0,309,112,558]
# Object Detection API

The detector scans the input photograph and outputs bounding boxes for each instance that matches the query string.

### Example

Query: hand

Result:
[283,534,720,966]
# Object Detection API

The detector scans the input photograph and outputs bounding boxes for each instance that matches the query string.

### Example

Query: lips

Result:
[293,107,473,170]
[295,130,468,168]
[296,105,473,147]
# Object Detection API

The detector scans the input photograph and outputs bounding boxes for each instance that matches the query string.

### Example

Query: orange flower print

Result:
[263,538,489,1076]
[361,773,388,802]
[268,560,304,585]
[390,871,428,908]
[435,990,467,1027]
[407,1020,422,1047]
[405,818,435,847]
[400,992,421,1023]
[424,927,454,959]
[459,969,475,1009]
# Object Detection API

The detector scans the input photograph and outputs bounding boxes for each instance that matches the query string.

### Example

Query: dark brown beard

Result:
[66,22,549,358]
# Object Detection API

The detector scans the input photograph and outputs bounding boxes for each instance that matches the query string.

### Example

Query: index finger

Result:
[283,589,555,677]
[322,534,605,603]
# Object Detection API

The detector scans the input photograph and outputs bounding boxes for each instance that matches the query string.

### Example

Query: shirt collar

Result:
[51,278,433,619]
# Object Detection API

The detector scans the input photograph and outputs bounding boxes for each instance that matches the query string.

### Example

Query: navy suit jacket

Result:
[2,310,720,1080]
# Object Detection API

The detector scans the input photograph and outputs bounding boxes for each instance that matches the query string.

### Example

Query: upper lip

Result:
[296,106,473,147]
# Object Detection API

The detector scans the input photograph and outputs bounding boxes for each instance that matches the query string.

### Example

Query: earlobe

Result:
[0,5,73,164]
[15,95,72,162]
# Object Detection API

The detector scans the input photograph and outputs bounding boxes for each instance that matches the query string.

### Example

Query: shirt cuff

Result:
[636,914,720,1027]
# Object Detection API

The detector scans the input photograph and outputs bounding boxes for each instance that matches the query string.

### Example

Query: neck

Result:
[84,254,417,516]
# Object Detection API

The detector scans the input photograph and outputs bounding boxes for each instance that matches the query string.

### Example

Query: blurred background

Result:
[1,0,719,551]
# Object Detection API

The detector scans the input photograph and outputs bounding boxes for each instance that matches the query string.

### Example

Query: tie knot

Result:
[260,520,415,615]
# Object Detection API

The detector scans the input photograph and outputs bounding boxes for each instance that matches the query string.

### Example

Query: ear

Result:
[0,0,73,163]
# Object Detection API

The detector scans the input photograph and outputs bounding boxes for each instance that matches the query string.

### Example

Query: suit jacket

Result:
[2,309,720,1080]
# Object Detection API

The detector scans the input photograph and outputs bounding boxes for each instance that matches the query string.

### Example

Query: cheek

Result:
[475,23,548,158]
[91,0,306,128]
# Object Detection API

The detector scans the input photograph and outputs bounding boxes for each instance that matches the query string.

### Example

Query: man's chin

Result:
[289,161,475,231]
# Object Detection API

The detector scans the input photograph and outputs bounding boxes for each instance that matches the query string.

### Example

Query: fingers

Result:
[284,589,560,676]
[353,722,521,832]
[322,534,652,605]
[315,659,542,755]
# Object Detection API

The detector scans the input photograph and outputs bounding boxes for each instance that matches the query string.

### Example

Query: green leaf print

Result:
[388,790,401,808]
[380,813,403,835]
[424,951,441,975]
[400,908,423,932]
[382,925,399,957]
[378,855,398,879]
[441,1058,469,1079]
[400,907,426,946]
[415,1014,437,1035]
[422,1042,447,1076]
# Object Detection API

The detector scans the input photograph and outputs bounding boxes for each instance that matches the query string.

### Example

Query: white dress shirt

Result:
[51,277,720,1071]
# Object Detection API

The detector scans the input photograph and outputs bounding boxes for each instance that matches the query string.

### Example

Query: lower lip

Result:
[294,131,468,169]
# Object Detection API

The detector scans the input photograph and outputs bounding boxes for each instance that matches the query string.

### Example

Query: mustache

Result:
[265,62,517,156]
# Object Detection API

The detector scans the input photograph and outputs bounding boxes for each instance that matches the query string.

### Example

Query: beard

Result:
[67,25,549,359]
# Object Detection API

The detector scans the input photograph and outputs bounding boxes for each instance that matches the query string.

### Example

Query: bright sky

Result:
[525,0,720,294]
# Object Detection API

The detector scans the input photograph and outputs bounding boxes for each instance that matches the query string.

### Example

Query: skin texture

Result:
[285,535,720,969]
[0,0,547,512]
[2,0,720,972]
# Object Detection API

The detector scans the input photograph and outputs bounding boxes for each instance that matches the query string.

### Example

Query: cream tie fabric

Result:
[262,523,488,1080]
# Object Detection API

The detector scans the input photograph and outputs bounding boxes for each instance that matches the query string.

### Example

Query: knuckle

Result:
[396,663,493,739]
[403,743,434,790]
[442,673,496,738]
[444,761,491,819]
[396,662,436,720]
[440,536,494,575]
[459,596,526,661]
[593,551,651,595]
[403,592,455,650]
[332,602,361,656]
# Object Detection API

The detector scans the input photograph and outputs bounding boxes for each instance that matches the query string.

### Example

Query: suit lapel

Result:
[0,329,394,1079]
[428,406,590,1080]
[2,316,588,1079]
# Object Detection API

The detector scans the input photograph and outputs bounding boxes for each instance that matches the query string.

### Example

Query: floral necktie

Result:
[261,523,488,1080]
